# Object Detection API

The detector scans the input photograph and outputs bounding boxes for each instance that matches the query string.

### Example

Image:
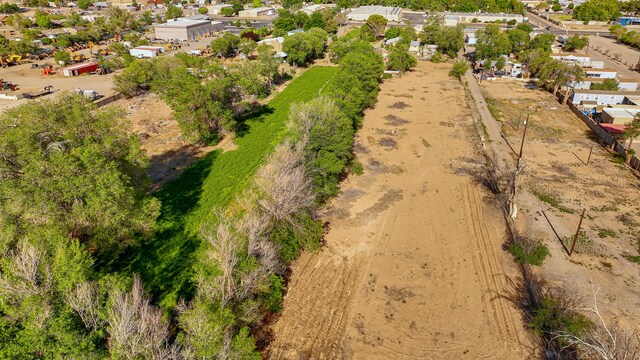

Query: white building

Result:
[129,46,165,58]
[465,32,476,45]
[154,19,223,41]
[569,78,638,91]
[601,107,640,124]
[550,53,604,69]
[347,6,402,22]
[443,12,527,26]
[584,68,617,79]
[257,36,284,51]
[206,4,232,15]
[301,4,336,15]
[238,7,275,17]
[570,90,638,106]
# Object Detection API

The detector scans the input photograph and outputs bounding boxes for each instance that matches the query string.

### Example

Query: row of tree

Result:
[609,23,640,51]
[274,8,342,35]
[178,30,385,356]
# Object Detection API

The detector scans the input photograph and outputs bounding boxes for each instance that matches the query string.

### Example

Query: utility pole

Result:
[518,115,529,161]
[569,209,586,257]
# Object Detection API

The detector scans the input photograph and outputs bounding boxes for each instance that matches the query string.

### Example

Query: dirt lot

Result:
[588,35,640,72]
[267,62,534,359]
[480,79,640,330]
[105,94,218,188]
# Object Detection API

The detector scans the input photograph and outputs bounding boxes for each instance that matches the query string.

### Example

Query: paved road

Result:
[526,11,610,36]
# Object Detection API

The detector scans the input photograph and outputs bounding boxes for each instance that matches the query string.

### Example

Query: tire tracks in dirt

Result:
[267,62,533,359]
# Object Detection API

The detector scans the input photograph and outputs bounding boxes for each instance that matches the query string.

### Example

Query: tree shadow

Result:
[104,150,220,307]
[146,144,204,189]
[235,104,275,138]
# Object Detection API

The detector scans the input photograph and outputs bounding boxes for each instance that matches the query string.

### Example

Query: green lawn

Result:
[110,66,338,308]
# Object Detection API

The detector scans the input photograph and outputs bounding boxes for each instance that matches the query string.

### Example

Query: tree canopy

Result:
[0,94,159,255]
[573,0,620,21]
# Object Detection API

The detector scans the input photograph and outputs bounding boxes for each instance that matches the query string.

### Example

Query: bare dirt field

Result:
[480,79,640,330]
[588,35,640,74]
[266,62,534,359]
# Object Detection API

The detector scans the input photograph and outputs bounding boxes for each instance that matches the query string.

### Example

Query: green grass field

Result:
[111,66,338,308]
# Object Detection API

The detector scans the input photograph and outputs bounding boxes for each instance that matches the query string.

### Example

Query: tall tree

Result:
[0,94,159,254]
[475,24,511,59]
[365,14,388,38]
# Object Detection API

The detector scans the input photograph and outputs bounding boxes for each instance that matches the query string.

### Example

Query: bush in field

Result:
[210,32,240,58]
[386,45,417,72]
[449,60,468,79]
[563,35,589,51]
[508,240,549,266]
[54,50,71,65]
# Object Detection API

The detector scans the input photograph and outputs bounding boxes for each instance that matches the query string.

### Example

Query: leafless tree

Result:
[239,209,282,275]
[553,285,640,360]
[65,281,102,331]
[0,241,51,298]
[107,275,181,359]
[199,215,241,307]
[253,142,316,226]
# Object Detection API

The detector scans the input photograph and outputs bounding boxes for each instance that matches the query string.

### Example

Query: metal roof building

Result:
[347,6,402,22]
[154,19,223,41]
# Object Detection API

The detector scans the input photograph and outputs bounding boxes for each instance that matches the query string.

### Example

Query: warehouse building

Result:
[347,6,402,22]
[238,7,276,17]
[442,12,527,26]
[154,19,223,41]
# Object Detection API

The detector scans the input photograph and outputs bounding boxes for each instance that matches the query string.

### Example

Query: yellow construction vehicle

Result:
[7,54,21,65]
[71,53,86,63]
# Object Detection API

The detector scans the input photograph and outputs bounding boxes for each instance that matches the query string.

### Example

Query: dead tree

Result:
[107,275,181,359]
[553,285,640,360]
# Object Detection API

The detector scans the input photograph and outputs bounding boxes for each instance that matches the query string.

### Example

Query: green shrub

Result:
[430,50,443,63]
[529,296,591,339]
[508,241,549,266]
[261,274,285,313]
[271,212,323,263]
[449,60,468,79]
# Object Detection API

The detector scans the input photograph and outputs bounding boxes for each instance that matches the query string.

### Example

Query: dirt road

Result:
[267,62,533,359]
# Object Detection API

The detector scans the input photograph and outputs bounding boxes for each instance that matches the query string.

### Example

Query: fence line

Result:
[566,101,640,170]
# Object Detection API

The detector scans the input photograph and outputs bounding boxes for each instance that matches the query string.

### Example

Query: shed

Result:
[129,46,164,58]
[57,62,99,77]
[601,107,640,124]
[385,36,401,45]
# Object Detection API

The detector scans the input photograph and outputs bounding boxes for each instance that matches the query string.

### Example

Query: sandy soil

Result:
[480,79,640,330]
[266,62,534,359]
